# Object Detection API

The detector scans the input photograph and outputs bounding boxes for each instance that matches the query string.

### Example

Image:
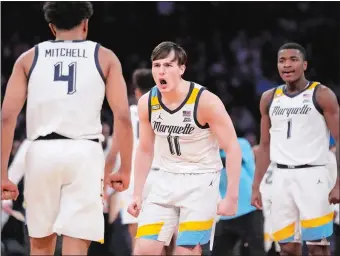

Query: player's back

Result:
[27,40,105,141]
[149,82,223,173]
[269,81,329,165]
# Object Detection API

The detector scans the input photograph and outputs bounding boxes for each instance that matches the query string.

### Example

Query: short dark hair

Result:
[132,69,154,93]
[43,2,93,30]
[151,41,187,65]
[278,42,307,61]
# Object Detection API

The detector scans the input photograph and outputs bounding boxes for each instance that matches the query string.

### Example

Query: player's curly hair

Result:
[43,2,93,30]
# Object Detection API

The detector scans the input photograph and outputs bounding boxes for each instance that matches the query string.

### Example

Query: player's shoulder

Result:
[261,85,282,101]
[314,83,335,95]
[137,89,152,109]
[96,44,120,65]
[197,85,222,106]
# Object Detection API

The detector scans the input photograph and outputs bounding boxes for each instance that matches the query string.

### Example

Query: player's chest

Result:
[269,95,315,121]
[150,109,197,137]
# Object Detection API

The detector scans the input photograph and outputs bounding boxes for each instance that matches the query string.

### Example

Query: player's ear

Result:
[303,61,307,71]
[48,23,56,37]
[179,65,186,76]
[83,19,89,33]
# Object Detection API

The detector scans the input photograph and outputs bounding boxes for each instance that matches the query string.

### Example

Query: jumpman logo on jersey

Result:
[157,113,163,120]
[209,180,213,186]
[317,179,322,184]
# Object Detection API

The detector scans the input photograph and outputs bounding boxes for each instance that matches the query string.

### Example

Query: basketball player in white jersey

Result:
[105,68,156,249]
[127,41,242,255]
[251,42,339,256]
[1,2,133,255]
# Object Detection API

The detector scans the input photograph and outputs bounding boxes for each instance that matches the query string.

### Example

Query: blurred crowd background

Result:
[1,1,339,256]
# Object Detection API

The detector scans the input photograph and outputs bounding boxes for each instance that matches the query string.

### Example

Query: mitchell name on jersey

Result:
[148,82,223,174]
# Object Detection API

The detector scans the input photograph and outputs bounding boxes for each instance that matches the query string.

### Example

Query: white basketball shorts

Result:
[136,170,220,247]
[24,139,105,242]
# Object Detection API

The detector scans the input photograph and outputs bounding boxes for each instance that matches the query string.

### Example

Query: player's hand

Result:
[217,194,238,216]
[251,187,262,209]
[107,169,130,192]
[1,179,19,201]
[2,200,13,214]
[329,180,340,204]
[127,196,142,218]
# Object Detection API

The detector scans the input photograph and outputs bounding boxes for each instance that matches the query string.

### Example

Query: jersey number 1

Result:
[54,62,77,94]
[167,135,181,156]
[287,119,292,139]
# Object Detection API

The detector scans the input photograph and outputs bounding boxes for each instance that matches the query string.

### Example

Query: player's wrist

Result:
[252,183,260,191]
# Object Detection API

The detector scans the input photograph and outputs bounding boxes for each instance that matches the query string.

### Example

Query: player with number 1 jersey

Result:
[252,42,339,256]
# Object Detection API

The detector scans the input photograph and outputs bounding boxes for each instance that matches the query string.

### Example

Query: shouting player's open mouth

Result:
[159,79,167,89]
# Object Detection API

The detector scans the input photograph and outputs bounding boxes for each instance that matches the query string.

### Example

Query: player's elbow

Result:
[137,141,154,156]
[260,138,270,150]
[1,110,17,127]
[115,113,132,129]
[223,139,242,162]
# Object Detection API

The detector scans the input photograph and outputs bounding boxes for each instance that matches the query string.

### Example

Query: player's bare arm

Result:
[315,85,340,203]
[100,46,133,186]
[104,134,118,177]
[198,90,242,196]
[1,48,34,199]
[197,90,241,216]
[133,93,155,198]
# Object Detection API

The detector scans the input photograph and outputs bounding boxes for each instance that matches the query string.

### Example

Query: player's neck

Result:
[55,30,85,41]
[161,80,190,104]
[285,77,309,92]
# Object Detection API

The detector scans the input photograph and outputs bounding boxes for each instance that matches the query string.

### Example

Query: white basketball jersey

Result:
[26,40,105,141]
[149,82,223,174]
[269,81,330,165]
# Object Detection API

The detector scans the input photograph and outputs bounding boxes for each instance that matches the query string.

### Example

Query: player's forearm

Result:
[224,142,242,197]
[114,116,133,173]
[1,118,17,180]
[252,144,270,189]
[133,148,154,198]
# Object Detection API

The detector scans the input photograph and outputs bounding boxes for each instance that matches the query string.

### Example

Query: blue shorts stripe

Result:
[176,230,211,246]
[138,234,158,240]
[301,221,333,241]
[279,235,295,243]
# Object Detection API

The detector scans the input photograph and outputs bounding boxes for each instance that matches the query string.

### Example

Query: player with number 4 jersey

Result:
[1,2,133,255]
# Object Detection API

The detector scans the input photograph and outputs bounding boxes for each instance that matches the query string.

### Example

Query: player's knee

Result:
[133,238,164,255]
[30,233,57,254]
[174,244,202,255]
[279,242,301,255]
[306,241,330,256]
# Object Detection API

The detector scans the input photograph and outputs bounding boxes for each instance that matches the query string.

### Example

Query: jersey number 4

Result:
[167,135,181,156]
[54,62,77,94]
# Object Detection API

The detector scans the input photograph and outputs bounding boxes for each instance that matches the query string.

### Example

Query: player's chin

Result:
[281,76,300,84]
[157,84,171,93]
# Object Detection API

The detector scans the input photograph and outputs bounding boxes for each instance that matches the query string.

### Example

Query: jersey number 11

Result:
[167,135,181,156]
